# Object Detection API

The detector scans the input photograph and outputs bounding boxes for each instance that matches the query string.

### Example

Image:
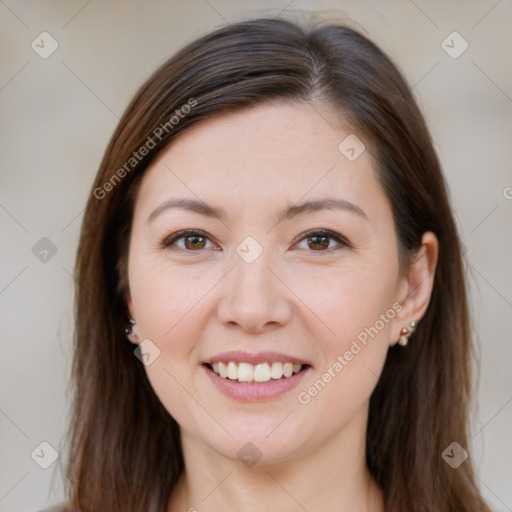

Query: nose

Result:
[216,252,292,334]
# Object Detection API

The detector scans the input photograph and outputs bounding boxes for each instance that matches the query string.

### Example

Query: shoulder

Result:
[36,501,71,512]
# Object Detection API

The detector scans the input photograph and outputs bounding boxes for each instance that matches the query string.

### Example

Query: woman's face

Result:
[127,101,409,464]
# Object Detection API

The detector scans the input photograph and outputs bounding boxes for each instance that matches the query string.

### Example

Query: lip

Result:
[203,364,311,402]
[204,350,310,366]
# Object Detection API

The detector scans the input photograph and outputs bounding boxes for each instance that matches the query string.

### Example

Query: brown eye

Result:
[162,230,215,252]
[307,235,330,251]
[184,235,207,250]
[294,229,351,253]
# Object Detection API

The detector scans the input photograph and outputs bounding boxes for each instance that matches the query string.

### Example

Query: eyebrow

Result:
[276,198,367,222]
[146,197,367,224]
[147,198,227,224]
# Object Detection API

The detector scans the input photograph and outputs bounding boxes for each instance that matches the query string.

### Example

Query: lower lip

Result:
[203,365,311,402]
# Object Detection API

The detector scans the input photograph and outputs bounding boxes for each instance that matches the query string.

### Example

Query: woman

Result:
[47,16,491,512]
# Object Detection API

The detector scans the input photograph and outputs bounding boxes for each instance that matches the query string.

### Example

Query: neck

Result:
[168,404,384,512]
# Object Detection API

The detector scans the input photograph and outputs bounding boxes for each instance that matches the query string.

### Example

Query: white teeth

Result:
[283,362,293,378]
[209,361,304,382]
[227,361,238,380]
[254,363,271,382]
[271,362,283,379]
[238,362,253,382]
[219,362,228,378]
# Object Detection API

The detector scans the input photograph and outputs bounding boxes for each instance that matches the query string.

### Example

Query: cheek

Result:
[291,257,399,348]
[337,272,397,342]
[128,244,213,341]
[128,257,217,425]
[292,259,398,412]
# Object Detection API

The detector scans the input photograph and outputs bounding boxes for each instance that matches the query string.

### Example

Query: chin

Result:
[194,415,315,467]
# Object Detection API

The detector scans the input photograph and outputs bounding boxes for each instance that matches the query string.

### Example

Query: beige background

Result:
[1,1,511,511]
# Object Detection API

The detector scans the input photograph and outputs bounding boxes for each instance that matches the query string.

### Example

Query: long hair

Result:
[65,17,491,512]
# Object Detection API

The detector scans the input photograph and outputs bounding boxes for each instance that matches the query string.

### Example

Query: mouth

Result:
[202,351,312,402]
[204,361,308,383]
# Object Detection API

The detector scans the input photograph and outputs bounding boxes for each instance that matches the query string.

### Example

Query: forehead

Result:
[154,101,353,173]
[135,101,390,225]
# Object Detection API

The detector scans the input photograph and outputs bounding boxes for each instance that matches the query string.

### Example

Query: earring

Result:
[397,320,417,347]
[125,318,138,344]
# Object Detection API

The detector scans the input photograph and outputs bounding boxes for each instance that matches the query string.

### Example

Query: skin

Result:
[126,101,438,512]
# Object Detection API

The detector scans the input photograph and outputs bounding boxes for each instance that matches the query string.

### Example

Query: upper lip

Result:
[204,350,311,366]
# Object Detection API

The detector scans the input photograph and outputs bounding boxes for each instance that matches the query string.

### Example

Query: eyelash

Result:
[296,229,352,252]
[161,228,352,254]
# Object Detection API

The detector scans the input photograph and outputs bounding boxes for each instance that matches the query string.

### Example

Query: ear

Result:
[124,291,140,345]
[390,231,439,346]
[125,292,135,319]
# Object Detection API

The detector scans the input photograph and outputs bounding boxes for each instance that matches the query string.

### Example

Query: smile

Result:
[208,361,304,383]
[202,350,311,401]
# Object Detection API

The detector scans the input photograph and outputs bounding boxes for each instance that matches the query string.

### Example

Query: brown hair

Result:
[64,17,491,512]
